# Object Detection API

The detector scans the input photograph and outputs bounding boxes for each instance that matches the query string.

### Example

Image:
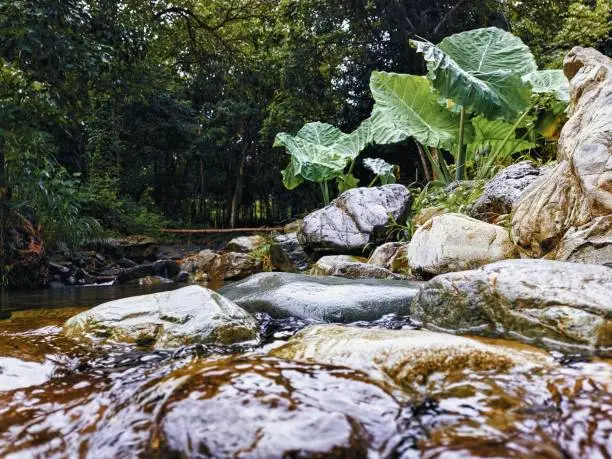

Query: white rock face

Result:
[554,215,612,265]
[298,185,412,254]
[408,213,516,276]
[64,285,259,348]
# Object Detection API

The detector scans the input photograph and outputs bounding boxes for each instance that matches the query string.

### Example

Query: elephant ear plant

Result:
[275,27,570,203]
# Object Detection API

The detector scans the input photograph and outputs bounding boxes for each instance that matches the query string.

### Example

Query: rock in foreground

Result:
[269,232,313,273]
[219,272,421,322]
[299,184,411,254]
[271,325,552,392]
[412,259,612,355]
[64,285,258,348]
[408,213,517,276]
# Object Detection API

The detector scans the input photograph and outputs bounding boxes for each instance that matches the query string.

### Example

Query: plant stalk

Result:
[455,107,466,181]
[320,181,330,205]
[478,105,532,180]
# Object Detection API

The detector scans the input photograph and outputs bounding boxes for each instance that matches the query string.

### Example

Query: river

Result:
[0,284,610,458]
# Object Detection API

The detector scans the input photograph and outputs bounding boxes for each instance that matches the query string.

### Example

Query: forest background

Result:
[0,0,610,247]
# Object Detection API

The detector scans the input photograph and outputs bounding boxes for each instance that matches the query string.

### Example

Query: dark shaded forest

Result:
[0,0,610,242]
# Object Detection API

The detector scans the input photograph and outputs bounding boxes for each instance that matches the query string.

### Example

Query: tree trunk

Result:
[230,143,249,228]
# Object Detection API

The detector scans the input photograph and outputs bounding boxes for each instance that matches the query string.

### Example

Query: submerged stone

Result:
[63,285,259,348]
[219,272,421,322]
[411,259,612,355]
[270,325,552,393]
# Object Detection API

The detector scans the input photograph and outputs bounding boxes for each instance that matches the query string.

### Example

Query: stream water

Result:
[0,285,610,458]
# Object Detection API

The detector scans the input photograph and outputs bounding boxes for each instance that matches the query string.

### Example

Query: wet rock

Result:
[311,255,403,279]
[212,252,262,280]
[115,259,180,284]
[270,232,312,273]
[367,242,411,276]
[408,213,517,276]
[117,257,138,268]
[411,259,612,355]
[226,235,266,253]
[173,271,190,283]
[512,47,612,257]
[64,285,259,348]
[219,272,421,322]
[180,249,218,274]
[271,325,552,391]
[553,215,612,265]
[367,242,403,268]
[299,184,412,254]
[470,161,545,223]
[5,357,403,458]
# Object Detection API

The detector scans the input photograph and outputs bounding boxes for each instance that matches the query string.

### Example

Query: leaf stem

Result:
[320,181,330,205]
[455,107,466,181]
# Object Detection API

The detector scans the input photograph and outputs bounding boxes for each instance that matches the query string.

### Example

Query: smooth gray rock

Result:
[219,272,421,322]
[298,185,411,254]
[411,259,612,355]
[470,161,544,222]
[64,285,259,348]
[311,255,403,279]
[270,232,312,273]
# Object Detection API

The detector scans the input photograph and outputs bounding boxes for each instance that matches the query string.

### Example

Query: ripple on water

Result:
[0,307,610,458]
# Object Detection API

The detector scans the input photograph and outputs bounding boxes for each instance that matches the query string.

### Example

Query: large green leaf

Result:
[369,72,463,150]
[523,69,569,102]
[469,116,536,159]
[412,27,537,120]
[274,122,360,187]
[363,158,396,184]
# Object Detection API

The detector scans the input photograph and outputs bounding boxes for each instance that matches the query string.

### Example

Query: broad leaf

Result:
[274,122,360,186]
[522,70,569,102]
[363,158,396,184]
[369,72,463,150]
[412,27,537,120]
[336,173,360,193]
[469,116,536,158]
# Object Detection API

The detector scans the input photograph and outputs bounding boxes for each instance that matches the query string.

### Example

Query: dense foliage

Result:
[0,0,609,249]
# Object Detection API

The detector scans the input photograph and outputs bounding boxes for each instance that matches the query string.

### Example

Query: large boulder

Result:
[411,259,612,355]
[298,184,411,254]
[269,232,313,273]
[311,255,403,280]
[407,213,517,276]
[110,235,159,262]
[64,285,259,348]
[553,215,612,265]
[226,235,266,253]
[271,325,552,391]
[512,47,612,257]
[470,161,545,223]
[219,272,421,322]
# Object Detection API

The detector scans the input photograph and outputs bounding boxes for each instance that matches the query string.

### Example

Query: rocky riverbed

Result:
[0,46,610,458]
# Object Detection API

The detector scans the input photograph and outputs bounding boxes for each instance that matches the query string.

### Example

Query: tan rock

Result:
[408,213,517,276]
[512,47,612,257]
[553,215,612,265]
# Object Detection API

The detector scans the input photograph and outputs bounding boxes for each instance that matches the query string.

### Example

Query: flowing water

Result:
[0,286,610,458]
